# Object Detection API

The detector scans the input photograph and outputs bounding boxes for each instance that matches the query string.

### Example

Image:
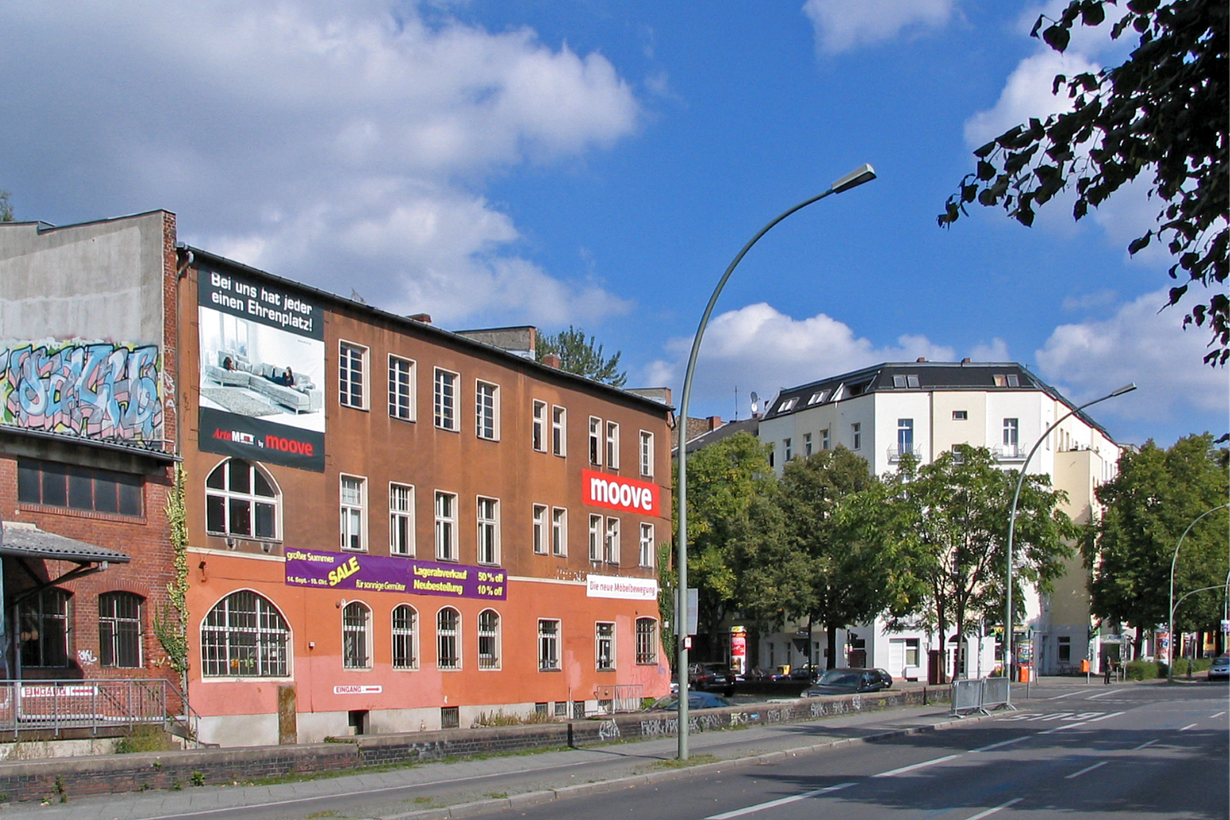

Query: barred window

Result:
[478,609,500,670]
[343,602,371,669]
[201,591,290,677]
[392,605,417,670]
[595,622,615,671]
[99,592,143,669]
[635,618,658,665]
[437,608,460,670]
[538,619,560,671]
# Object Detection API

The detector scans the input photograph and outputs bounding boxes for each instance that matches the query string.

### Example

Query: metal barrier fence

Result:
[949,677,1014,716]
[0,678,198,739]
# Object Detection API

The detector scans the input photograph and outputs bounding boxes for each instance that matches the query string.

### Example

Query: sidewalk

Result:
[1,699,997,820]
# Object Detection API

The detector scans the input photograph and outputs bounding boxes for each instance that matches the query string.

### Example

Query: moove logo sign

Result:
[582,469,659,515]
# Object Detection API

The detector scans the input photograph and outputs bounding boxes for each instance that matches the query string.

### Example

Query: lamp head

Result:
[1110,383,1137,397]
[831,164,877,194]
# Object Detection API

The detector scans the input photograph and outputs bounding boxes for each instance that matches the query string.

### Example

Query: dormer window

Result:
[807,390,829,406]
[892,374,920,389]
[777,397,798,414]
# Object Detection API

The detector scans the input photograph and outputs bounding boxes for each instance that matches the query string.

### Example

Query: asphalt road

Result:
[511,683,1228,820]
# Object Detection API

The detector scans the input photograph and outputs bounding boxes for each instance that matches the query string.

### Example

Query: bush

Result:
[1122,660,1160,681]
[1169,658,1213,676]
[114,724,176,754]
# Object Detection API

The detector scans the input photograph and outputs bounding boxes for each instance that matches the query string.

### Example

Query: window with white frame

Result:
[532,504,548,554]
[851,422,861,450]
[339,342,367,409]
[532,400,547,451]
[477,496,500,565]
[804,432,812,457]
[639,431,654,477]
[821,428,830,450]
[342,601,371,669]
[635,618,657,665]
[476,380,499,440]
[606,421,620,468]
[538,619,560,671]
[206,459,280,540]
[552,508,567,556]
[437,607,460,670]
[588,514,603,562]
[595,622,615,671]
[639,523,655,568]
[897,419,914,456]
[201,591,290,677]
[340,475,366,551]
[552,406,566,456]
[589,417,602,464]
[1003,418,1019,452]
[392,605,417,670]
[952,410,968,421]
[389,483,415,556]
[784,438,792,461]
[478,609,500,670]
[388,355,415,421]
[99,592,143,669]
[435,491,458,561]
[605,517,620,564]
[434,369,458,431]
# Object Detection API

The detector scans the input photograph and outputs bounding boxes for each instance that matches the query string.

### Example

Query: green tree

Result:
[1085,434,1229,650]
[779,448,902,669]
[675,432,793,657]
[940,0,1228,364]
[536,326,627,386]
[0,190,13,222]
[882,448,1075,680]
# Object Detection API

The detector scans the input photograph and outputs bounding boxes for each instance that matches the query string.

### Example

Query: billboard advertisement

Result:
[284,548,508,601]
[582,469,660,516]
[197,264,326,471]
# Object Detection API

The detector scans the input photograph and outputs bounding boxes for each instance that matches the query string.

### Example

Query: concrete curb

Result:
[381,712,999,820]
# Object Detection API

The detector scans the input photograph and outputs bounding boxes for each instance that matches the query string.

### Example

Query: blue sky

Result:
[2,1,1225,447]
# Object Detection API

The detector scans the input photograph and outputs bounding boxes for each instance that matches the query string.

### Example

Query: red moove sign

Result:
[582,469,660,516]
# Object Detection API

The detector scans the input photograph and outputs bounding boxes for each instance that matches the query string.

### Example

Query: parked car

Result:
[689,662,735,696]
[649,692,731,711]
[789,664,819,683]
[1208,656,1230,681]
[803,668,889,697]
[871,668,893,689]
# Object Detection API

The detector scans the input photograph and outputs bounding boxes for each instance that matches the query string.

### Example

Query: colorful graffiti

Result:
[0,341,163,443]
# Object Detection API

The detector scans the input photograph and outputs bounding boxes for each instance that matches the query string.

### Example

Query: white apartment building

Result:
[754,360,1121,681]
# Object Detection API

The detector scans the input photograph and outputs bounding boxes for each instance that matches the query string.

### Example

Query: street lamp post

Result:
[1004,382,1136,705]
[675,164,876,760]
[1167,503,1230,683]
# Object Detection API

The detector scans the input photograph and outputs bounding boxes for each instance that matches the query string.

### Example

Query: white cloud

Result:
[1035,289,1228,424]
[0,1,641,326]
[644,302,955,408]
[963,50,1099,148]
[802,0,958,54]
[969,338,1011,362]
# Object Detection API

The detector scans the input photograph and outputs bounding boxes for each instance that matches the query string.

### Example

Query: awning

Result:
[0,522,131,565]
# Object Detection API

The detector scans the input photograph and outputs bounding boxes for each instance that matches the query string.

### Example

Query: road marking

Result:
[1038,711,1123,735]
[1046,691,1083,700]
[1211,711,1226,719]
[706,782,855,819]
[1085,689,1119,699]
[1131,739,1158,751]
[1066,760,1108,779]
[1179,723,1198,731]
[971,736,1029,753]
[964,797,1024,819]
[873,754,961,778]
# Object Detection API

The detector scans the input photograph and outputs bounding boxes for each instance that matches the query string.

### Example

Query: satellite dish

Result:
[750,391,760,414]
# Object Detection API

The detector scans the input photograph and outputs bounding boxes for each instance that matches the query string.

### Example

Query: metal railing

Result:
[0,678,201,741]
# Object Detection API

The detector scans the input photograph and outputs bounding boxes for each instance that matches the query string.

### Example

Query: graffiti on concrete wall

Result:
[0,340,163,443]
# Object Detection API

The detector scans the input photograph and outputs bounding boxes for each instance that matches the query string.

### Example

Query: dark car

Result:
[871,668,893,689]
[689,662,735,696]
[1209,656,1230,681]
[649,692,732,711]
[803,667,888,697]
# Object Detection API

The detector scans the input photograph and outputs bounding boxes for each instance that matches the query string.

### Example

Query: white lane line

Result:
[1179,723,1198,731]
[971,736,1030,753]
[1085,689,1119,700]
[964,797,1024,819]
[1211,711,1226,719]
[1039,710,1124,735]
[873,754,961,778]
[1046,691,1084,700]
[705,782,855,819]
[1065,760,1108,779]
[1131,739,1158,750]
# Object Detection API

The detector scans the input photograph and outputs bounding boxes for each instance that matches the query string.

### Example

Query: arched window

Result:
[99,592,144,668]
[201,591,290,677]
[343,602,371,669]
[477,609,500,670]
[205,459,280,540]
[392,605,417,670]
[437,608,460,670]
[20,588,71,668]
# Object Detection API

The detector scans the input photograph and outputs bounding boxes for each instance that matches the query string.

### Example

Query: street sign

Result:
[1221,619,1229,634]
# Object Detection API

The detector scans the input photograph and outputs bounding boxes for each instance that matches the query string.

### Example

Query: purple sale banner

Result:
[284,548,506,600]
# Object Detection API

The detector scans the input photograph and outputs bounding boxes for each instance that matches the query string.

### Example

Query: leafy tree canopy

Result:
[940,0,1228,364]
[1085,433,1229,634]
[0,190,12,222]
[536,325,627,387]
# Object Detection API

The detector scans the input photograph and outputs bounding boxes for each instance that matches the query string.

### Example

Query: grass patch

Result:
[651,753,718,770]
[114,724,177,755]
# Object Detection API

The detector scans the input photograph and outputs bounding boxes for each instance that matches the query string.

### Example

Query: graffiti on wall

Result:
[0,341,163,443]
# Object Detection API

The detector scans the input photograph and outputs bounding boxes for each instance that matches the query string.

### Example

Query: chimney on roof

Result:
[708,416,722,431]
[916,357,927,363]
[543,353,561,369]
[408,313,432,324]
[962,357,971,364]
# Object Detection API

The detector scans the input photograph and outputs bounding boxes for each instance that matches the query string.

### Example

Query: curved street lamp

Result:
[675,164,876,760]
[1003,382,1135,705]
[1167,503,1230,683]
